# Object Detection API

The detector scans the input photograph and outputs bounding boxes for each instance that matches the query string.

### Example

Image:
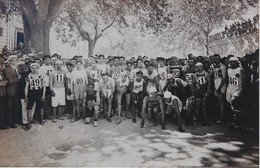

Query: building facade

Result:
[0,14,24,54]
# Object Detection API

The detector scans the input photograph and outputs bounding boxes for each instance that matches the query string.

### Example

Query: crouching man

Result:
[164,91,185,132]
[83,83,100,127]
[141,87,165,130]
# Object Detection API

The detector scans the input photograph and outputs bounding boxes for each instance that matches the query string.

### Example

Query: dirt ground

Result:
[0,116,258,167]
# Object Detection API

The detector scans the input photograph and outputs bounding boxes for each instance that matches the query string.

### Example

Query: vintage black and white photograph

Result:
[0,0,259,167]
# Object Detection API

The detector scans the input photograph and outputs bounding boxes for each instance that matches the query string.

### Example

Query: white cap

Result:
[56,60,63,64]
[8,55,17,60]
[164,91,172,99]
[28,53,37,57]
[229,57,239,62]
[195,62,203,67]
[120,72,127,77]
[148,87,157,94]
[17,61,25,65]
[30,63,40,68]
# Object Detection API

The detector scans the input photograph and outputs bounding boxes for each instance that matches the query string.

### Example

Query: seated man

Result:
[83,83,100,127]
[141,87,165,130]
[164,91,185,132]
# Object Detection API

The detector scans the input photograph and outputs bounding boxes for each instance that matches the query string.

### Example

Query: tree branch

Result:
[18,0,37,24]
[69,13,91,41]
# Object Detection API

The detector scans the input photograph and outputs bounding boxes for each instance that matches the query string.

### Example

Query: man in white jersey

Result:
[88,59,100,91]
[226,57,245,112]
[97,54,108,74]
[164,91,184,132]
[110,56,125,115]
[24,63,46,130]
[99,73,115,122]
[72,61,88,120]
[131,59,147,79]
[144,62,159,93]
[66,62,76,122]
[157,57,169,95]
[116,72,131,124]
[130,71,147,123]
[210,54,227,124]
[39,55,53,119]
[49,60,67,123]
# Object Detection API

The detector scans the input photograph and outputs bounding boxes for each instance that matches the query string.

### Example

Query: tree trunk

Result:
[88,39,96,58]
[22,14,31,53]
[28,21,51,54]
[205,32,210,57]
[43,24,51,54]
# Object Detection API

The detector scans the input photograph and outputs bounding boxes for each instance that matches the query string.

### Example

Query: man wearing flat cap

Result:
[4,55,21,128]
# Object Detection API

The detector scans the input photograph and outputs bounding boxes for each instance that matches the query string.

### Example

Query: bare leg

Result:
[52,107,57,123]
[218,93,225,123]
[116,93,122,124]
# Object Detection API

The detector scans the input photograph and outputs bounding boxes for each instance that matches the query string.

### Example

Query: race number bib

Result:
[186,73,194,82]
[171,69,180,78]
[67,78,71,84]
[76,78,84,85]
[112,71,120,78]
[31,79,40,87]
[159,72,166,80]
[197,76,206,85]
[56,74,64,82]
[214,69,222,78]
[229,77,238,86]
[46,69,52,76]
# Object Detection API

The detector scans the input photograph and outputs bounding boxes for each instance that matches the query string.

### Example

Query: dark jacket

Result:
[4,65,19,96]
[0,71,7,97]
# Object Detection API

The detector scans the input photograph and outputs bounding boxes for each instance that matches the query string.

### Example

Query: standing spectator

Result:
[2,45,8,56]
[0,61,8,129]
[4,55,21,128]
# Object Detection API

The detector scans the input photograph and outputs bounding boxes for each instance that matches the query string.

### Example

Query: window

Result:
[0,27,3,37]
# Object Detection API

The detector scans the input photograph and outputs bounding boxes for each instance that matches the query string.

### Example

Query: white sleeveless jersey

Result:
[227,67,243,92]
[145,70,158,80]
[111,66,124,80]
[39,65,54,87]
[66,71,74,90]
[118,77,130,88]
[52,70,66,88]
[158,66,167,81]
[72,70,87,86]
[117,77,130,93]
[26,73,45,90]
[165,95,183,112]
[97,63,108,74]
[89,69,99,80]
[100,77,115,90]
[133,79,144,94]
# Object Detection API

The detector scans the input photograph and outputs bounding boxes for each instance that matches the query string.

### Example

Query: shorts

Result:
[226,88,242,104]
[27,89,44,110]
[214,79,226,93]
[195,86,207,98]
[74,85,86,100]
[165,105,180,115]
[52,87,66,107]
[147,102,159,109]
